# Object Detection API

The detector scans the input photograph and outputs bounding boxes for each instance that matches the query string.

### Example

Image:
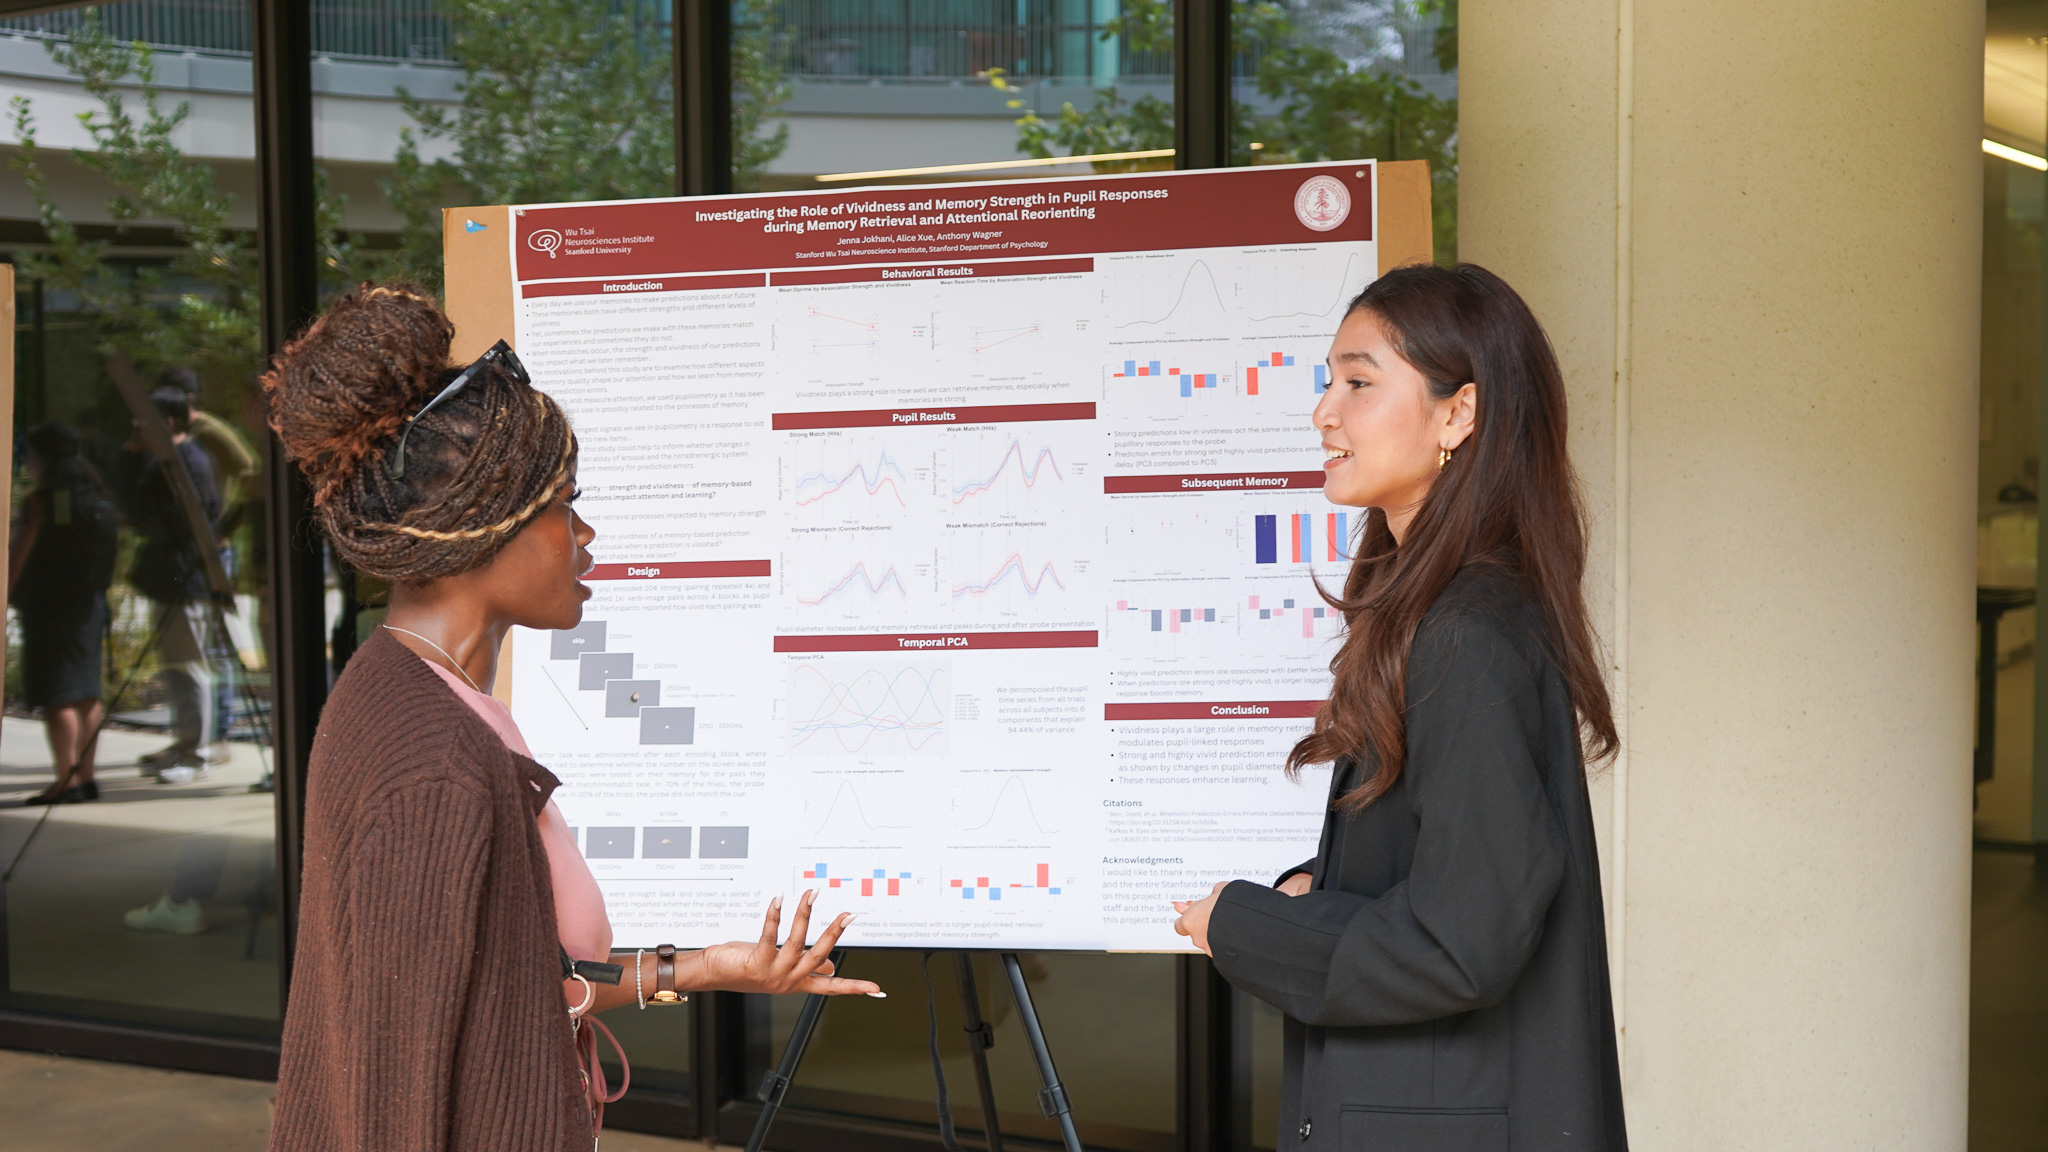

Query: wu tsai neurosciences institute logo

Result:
[528,228,563,258]
[1293,175,1351,232]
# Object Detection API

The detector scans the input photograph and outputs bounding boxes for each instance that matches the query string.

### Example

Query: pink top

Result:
[419,659,614,966]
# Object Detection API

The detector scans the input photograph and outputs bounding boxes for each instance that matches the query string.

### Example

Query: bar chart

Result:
[1112,358,1225,398]
[1253,512,1352,564]
[949,863,1061,900]
[1242,351,1329,395]
[804,861,917,896]
[1245,593,1341,640]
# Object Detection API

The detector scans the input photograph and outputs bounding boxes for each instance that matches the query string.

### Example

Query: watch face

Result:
[652,991,682,1003]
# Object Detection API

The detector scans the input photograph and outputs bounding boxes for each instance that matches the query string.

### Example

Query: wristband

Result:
[652,942,684,1003]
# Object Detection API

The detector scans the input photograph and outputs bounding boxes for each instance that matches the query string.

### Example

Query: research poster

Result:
[451,160,1433,950]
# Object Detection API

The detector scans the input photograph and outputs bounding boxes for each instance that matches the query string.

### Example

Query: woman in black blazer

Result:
[1174,264,1626,1151]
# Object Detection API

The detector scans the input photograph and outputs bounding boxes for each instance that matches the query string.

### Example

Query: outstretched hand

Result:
[1171,881,1231,956]
[692,889,884,997]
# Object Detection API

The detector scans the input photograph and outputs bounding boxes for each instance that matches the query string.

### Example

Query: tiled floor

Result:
[0,1047,713,1152]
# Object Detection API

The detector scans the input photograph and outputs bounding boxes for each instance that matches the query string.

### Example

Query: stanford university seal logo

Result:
[1293,175,1351,232]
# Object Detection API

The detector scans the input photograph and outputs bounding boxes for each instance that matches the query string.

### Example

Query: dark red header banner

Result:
[509,162,1374,280]
[522,273,765,298]
[773,402,1096,431]
[771,258,1092,286]
[775,630,1099,652]
[1103,471,1326,494]
[584,560,771,580]
[1104,700,1323,721]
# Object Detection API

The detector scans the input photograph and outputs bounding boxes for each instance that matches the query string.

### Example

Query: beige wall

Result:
[1463,1,1981,1148]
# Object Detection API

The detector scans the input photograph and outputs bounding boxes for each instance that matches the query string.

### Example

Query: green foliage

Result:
[7,11,353,392]
[378,0,678,287]
[379,0,793,285]
[1002,0,1459,261]
[732,0,794,193]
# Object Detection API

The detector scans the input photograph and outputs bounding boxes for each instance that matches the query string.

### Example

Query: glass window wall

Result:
[737,0,1174,190]
[1226,0,1455,260]
[3,5,281,1037]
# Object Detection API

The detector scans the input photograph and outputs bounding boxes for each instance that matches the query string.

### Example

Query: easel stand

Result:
[744,951,1083,1152]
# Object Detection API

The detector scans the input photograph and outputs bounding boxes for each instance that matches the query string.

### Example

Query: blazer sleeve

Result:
[341,777,494,1151]
[1208,613,1567,1028]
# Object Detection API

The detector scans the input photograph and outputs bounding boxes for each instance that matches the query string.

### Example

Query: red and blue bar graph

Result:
[804,862,911,896]
[1115,359,1221,398]
[1244,352,1329,396]
[950,863,1059,899]
[1254,512,1349,564]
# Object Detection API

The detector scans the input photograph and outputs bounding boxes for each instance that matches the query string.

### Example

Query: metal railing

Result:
[0,0,1172,80]
[0,0,665,65]
[758,0,1168,81]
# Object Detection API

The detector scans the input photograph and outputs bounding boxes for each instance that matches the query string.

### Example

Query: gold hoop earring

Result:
[1438,446,1452,470]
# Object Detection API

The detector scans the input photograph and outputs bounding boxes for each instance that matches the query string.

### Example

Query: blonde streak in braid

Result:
[356,413,575,543]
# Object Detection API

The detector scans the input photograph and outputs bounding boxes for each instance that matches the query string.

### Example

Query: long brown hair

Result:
[1286,263,1617,810]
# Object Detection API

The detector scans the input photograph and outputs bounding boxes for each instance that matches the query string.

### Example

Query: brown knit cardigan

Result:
[271,629,589,1151]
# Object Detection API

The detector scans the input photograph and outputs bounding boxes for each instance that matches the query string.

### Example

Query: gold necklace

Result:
[383,625,485,694]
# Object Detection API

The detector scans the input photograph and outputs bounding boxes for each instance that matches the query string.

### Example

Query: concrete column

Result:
[1462,2,1980,1149]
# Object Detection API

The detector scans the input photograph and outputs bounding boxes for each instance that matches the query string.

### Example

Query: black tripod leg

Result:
[743,948,844,1152]
[953,952,1006,1152]
[1001,952,1082,1152]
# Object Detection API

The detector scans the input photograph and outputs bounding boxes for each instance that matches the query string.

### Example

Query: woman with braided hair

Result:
[264,283,880,1152]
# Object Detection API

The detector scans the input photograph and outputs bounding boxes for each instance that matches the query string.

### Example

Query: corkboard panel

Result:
[441,205,516,361]
[440,206,522,702]
[1376,159,1435,273]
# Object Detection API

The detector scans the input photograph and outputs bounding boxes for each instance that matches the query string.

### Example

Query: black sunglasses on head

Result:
[388,340,529,479]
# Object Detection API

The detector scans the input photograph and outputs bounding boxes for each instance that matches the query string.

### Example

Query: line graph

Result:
[1113,259,1230,329]
[951,440,1064,505]
[971,323,1042,354]
[951,553,1067,598]
[805,778,914,838]
[795,561,908,606]
[806,305,880,351]
[955,775,1063,836]
[794,451,909,507]
[1245,251,1369,323]
[788,663,949,756]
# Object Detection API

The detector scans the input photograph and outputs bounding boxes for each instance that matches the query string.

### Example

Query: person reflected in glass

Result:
[1173,265,1626,1151]
[261,284,881,1150]
[160,364,259,758]
[8,423,120,805]
[111,388,222,783]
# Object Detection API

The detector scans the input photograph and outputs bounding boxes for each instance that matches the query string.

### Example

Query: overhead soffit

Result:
[1988,2,2048,150]
[0,0,86,17]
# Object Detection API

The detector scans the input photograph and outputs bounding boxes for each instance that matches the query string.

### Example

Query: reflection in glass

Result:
[1228,0,1457,260]
[737,0,1173,190]
[4,8,281,1033]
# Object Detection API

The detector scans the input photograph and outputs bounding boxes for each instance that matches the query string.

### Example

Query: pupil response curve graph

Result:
[788,664,949,756]
[952,440,1065,505]
[794,451,910,507]
[795,560,908,606]
[952,553,1067,598]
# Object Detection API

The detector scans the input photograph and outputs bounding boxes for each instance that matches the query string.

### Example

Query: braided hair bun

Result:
[262,282,578,583]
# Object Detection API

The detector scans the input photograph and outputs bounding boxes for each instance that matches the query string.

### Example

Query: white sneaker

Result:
[203,742,234,765]
[123,894,208,935]
[156,764,210,785]
[138,746,185,770]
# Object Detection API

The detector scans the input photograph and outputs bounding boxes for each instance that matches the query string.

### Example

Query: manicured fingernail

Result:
[843,913,857,923]
[866,991,888,998]
[772,896,782,911]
